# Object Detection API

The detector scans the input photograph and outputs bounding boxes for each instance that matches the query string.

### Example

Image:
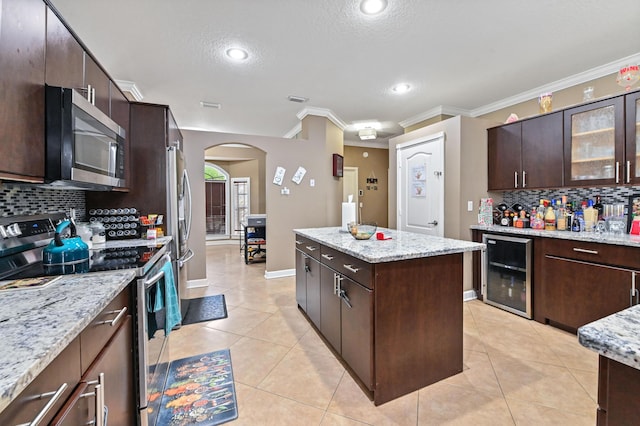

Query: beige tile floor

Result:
[168,244,598,425]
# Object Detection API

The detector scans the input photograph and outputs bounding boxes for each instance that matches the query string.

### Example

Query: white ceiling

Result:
[50,0,640,145]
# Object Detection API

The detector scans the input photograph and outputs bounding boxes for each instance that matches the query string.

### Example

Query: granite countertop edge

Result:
[577,304,640,370]
[471,225,640,248]
[294,227,485,263]
[0,269,136,414]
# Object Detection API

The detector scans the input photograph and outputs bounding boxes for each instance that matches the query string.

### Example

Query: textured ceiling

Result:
[49,0,640,144]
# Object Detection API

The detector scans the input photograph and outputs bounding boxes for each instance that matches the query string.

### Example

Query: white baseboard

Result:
[187,278,209,288]
[264,269,295,280]
[463,289,478,302]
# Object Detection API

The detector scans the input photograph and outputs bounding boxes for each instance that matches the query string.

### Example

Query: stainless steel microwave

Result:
[45,85,126,190]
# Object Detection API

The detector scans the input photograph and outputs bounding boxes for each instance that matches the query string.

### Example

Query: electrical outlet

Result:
[310,179,315,187]
[467,201,473,212]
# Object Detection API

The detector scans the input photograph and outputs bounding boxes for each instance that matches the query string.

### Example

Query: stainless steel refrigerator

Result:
[167,145,194,318]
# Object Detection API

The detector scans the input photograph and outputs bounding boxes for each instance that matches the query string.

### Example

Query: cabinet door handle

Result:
[514,171,518,189]
[305,246,318,251]
[343,264,360,273]
[627,160,631,184]
[321,254,334,261]
[572,248,598,255]
[96,307,127,327]
[522,170,526,188]
[616,161,620,183]
[632,272,639,306]
[16,383,69,426]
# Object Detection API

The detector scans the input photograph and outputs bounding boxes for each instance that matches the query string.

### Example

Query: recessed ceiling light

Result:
[392,83,411,94]
[226,48,248,61]
[360,0,388,15]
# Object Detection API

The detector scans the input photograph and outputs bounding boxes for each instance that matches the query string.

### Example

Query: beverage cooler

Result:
[482,234,532,318]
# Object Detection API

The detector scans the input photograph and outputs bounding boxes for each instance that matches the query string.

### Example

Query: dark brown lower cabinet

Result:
[320,263,342,353]
[339,277,373,390]
[596,355,640,425]
[541,255,632,330]
[295,233,463,405]
[51,316,134,425]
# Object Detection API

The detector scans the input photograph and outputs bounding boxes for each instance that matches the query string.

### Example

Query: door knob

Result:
[428,220,438,226]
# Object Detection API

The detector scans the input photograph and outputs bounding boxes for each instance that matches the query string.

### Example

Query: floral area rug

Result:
[155,349,238,426]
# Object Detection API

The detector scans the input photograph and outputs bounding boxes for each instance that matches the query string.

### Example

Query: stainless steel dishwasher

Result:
[482,234,532,318]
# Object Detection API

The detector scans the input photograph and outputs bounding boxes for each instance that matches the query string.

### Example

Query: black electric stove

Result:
[0,214,169,281]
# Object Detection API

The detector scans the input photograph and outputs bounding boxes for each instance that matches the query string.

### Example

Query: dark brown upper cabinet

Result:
[488,112,563,191]
[563,96,625,187]
[625,90,640,185]
[0,0,47,182]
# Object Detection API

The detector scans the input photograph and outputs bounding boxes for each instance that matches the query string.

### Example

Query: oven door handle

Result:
[144,269,165,287]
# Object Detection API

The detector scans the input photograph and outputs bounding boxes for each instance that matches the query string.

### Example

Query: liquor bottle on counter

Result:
[544,205,556,230]
[594,195,604,221]
[556,202,567,231]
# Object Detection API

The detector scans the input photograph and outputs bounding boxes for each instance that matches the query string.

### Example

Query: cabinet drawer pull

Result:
[305,246,318,251]
[343,264,360,273]
[295,240,303,245]
[321,254,334,260]
[96,307,127,327]
[572,248,598,255]
[16,383,68,426]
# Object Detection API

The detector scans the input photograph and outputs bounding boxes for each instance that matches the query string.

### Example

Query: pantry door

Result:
[396,132,444,237]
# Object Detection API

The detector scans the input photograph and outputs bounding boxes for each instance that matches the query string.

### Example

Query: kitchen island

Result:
[0,270,135,422]
[578,306,640,424]
[294,226,484,405]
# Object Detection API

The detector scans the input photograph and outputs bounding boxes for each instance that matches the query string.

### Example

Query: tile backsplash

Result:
[0,183,85,218]
[495,185,640,209]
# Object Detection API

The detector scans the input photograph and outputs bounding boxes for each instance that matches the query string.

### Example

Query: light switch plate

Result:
[467,201,473,211]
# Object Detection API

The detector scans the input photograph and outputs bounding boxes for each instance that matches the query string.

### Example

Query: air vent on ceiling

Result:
[200,101,221,109]
[287,95,309,103]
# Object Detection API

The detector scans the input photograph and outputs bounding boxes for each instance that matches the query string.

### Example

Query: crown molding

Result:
[399,105,471,128]
[399,52,640,125]
[296,106,348,131]
[114,80,144,101]
[283,122,302,139]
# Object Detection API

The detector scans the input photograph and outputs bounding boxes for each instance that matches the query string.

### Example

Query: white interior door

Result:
[396,132,445,236]
[343,166,359,220]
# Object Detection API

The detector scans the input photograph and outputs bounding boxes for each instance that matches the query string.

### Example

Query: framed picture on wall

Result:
[332,154,343,177]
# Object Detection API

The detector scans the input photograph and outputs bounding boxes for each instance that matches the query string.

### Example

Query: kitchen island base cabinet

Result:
[295,230,464,405]
[596,356,640,425]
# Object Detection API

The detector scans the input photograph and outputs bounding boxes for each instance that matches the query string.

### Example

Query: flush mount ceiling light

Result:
[392,83,411,94]
[360,0,388,15]
[358,128,377,140]
[225,48,249,61]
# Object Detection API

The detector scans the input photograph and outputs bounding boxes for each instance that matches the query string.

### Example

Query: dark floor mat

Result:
[181,295,228,326]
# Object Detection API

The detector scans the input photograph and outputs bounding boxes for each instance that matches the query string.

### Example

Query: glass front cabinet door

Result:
[625,90,640,184]
[563,96,625,186]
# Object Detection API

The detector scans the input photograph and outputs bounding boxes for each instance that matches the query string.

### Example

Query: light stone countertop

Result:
[0,270,136,414]
[578,305,640,370]
[294,227,484,263]
[471,224,640,248]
